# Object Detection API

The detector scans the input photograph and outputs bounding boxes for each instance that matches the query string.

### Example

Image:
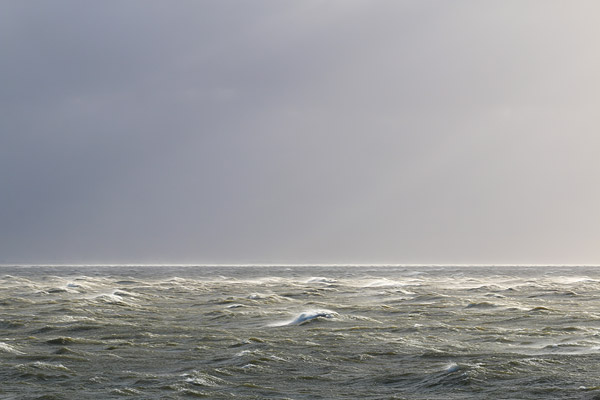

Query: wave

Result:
[269,309,338,327]
[246,293,293,303]
[465,301,498,309]
[415,362,472,389]
[0,341,24,355]
[305,277,337,284]
[87,290,139,307]
[444,362,461,373]
[15,361,74,380]
[181,371,227,387]
[539,342,600,355]
[361,278,407,288]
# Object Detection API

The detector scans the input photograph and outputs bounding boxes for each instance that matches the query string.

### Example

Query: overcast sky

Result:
[2,1,600,264]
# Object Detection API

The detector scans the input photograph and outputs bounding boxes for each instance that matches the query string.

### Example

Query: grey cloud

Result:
[2,1,600,264]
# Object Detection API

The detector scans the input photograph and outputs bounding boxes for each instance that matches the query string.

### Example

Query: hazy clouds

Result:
[2,1,600,264]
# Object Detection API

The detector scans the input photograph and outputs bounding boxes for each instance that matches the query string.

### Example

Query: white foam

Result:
[361,278,408,288]
[552,276,598,285]
[269,309,338,327]
[0,342,24,355]
[54,315,96,323]
[96,293,124,302]
[66,282,84,289]
[306,277,337,284]
[246,293,292,303]
[181,371,225,387]
[235,349,261,357]
[111,388,142,395]
[444,362,460,373]
[31,362,71,371]
[88,291,138,306]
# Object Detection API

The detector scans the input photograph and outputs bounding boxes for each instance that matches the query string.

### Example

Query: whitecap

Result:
[31,361,72,372]
[246,293,292,303]
[95,293,124,302]
[552,276,598,285]
[269,309,338,327]
[0,341,24,355]
[361,278,408,288]
[66,282,83,289]
[111,388,142,395]
[305,277,337,284]
[235,349,258,357]
[88,291,137,307]
[181,370,227,387]
[54,315,96,323]
[444,362,460,373]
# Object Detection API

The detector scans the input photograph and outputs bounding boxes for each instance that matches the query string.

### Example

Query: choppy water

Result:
[3,265,600,399]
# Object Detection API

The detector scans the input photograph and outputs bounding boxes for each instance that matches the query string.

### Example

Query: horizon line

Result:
[2,263,600,268]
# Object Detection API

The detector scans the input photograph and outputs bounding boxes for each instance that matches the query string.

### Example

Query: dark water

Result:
[2,265,600,399]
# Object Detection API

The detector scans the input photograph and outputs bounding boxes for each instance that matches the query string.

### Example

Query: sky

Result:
[2,1,600,265]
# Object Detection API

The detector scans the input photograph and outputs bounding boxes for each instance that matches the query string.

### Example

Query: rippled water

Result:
[3,265,600,399]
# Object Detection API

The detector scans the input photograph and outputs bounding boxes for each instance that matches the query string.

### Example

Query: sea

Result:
[2,264,600,399]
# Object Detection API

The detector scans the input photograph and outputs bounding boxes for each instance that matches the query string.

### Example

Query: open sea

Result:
[2,265,600,399]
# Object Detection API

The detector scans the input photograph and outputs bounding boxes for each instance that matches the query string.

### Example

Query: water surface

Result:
[2,265,600,399]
